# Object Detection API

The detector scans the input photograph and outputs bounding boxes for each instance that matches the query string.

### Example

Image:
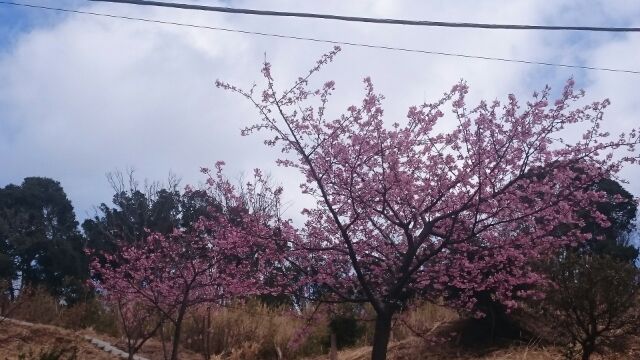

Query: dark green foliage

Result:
[454,292,532,346]
[82,173,217,254]
[578,178,638,262]
[536,178,639,359]
[0,177,88,304]
[542,254,639,360]
[320,306,367,351]
[328,315,364,349]
[82,186,179,252]
[446,177,638,346]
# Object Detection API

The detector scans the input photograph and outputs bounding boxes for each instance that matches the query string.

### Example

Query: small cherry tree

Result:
[216,47,640,360]
[92,230,223,360]
[112,295,164,360]
[91,165,287,360]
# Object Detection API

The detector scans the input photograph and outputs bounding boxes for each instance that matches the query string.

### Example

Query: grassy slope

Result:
[2,318,640,359]
[0,319,205,360]
[310,336,640,360]
[0,320,117,360]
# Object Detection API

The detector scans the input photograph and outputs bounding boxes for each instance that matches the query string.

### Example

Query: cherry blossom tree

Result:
[91,230,220,360]
[216,47,640,360]
[112,295,164,360]
[91,164,288,360]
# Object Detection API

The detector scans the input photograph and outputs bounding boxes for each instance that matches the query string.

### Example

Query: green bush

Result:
[327,315,364,349]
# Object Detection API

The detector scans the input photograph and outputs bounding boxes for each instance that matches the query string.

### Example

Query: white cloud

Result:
[0,0,638,220]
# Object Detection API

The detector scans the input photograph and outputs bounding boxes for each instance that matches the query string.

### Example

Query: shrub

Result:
[328,315,364,349]
[60,298,119,336]
[8,287,119,337]
[181,301,329,359]
[539,254,639,360]
[12,287,62,325]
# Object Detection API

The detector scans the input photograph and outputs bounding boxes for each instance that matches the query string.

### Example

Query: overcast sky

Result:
[0,0,638,222]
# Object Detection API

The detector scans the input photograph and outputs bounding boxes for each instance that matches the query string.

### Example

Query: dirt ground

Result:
[306,338,563,360]
[0,319,117,360]
[3,318,640,360]
[309,336,640,360]
[76,328,202,360]
[0,319,203,360]
[308,336,640,360]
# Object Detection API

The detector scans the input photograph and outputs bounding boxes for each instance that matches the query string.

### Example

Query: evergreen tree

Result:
[82,171,217,254]
[0,177,88,303]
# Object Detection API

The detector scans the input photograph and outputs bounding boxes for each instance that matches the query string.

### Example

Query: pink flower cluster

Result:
[216,47,640,319]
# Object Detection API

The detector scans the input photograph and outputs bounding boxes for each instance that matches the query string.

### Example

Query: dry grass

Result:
[308,337,563,360]
[3,318,640,359]
[0,320,118,360]
[305,301,640,360]
[390,301,459,342]
[4,292,640,359]
[180,302,329,359]
[0,317,204,360]
[77,327,203,360]
[307,334,640,359]
[8,288,119,336]
[3,290,320,360]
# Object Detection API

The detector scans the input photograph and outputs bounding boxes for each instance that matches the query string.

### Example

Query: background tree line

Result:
[0,171,216,305]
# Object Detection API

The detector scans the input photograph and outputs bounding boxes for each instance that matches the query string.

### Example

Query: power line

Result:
[1,1,639,75]
[91,0,640,33]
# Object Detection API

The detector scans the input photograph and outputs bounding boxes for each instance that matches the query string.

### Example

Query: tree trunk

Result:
[9,284,15,302]
[126,340,136,360]
[203,309,212,360]
[170,304,188,360]
[488,305,496,344]
[581,340,595,360]
[371,313,393,360]
[159,324,169,360]
[329,331,338,360]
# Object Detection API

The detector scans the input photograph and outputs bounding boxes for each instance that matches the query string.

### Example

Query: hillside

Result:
[315,336,640,360]
[0,319,116,360]
[0,318,205,360]
[3,317,640,360]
